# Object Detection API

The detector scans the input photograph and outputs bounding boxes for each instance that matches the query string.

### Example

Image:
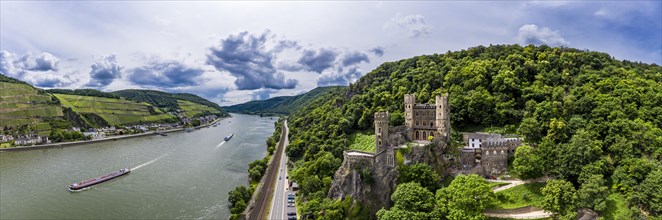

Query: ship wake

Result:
[215,141,226,149]
[132,153,168,171]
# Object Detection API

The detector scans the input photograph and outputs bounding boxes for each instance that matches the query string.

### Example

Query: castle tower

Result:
[435,93,451,139]
[404,94,415,129]
[374,112,390,153]
[374,112,395,167]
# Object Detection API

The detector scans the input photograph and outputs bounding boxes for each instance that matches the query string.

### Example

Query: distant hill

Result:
[112,89,228,117]
[0,74,228,136]
[223,86,345,115]
[1,75,63,135]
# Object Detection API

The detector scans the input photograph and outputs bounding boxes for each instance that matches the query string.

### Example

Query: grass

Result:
[603,192,632,220]
[55,94,176,126]
[177,100,221,118]
[492,182,546,209]
[347,131,375,153]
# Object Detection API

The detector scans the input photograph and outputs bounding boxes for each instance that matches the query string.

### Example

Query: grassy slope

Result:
[347,131,376,153]
[112,89,227,116]
[177,100,221,118]
[55,94,175,125]
[492,182,546,209]
[0,82,61,134]
[224,86,345,115]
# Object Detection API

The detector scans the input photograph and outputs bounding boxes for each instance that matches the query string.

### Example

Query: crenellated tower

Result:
[404,94,415,129]
[435,93,450,139]
[374,112,394,167]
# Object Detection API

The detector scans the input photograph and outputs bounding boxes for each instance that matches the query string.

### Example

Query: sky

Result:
[1,1,660,106]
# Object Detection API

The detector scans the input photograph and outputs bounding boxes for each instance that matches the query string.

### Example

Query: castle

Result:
[328,93,521,202]
[403,93,450,141]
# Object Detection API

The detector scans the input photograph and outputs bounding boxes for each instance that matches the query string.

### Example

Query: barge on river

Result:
[224,133,234,141]
[69,168,130,191]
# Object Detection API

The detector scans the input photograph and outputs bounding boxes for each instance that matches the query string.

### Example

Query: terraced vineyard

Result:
[177,100,221,118]
[0,82,61,135]
[54,94,176,126]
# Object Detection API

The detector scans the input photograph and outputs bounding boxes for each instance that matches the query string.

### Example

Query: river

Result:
[0,114,276,219]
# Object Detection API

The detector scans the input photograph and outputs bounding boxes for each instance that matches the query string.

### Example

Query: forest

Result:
[278,44,660,219]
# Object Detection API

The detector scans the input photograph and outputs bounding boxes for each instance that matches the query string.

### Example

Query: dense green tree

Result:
[541,179,577,218]
[512,144,543,179]
[377,182,437,220]
[397,163,441,192]
[556,129,602,182]
[577,174,609,212]
[633,169,662,216]
[435,174,495,220]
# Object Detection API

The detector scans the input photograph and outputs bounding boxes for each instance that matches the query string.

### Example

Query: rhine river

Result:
[0,114,276,219]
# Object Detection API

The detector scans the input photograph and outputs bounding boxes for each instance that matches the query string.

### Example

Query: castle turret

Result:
[435,93,450,139]
[404,94,415,129]
[374,112,390,153]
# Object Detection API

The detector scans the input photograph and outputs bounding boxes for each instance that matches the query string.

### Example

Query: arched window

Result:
[378,140,382,146]
[493,150,497,156]
[486,151,490,156]
[501,150,505,155]
[431,122,434,127]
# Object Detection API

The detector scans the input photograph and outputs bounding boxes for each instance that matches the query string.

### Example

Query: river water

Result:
[0,114,276,219]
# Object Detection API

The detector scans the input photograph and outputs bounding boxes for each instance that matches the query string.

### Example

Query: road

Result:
[249,120,289,220]
[269,120,296,220]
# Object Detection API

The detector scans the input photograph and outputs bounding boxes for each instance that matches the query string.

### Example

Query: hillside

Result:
[281,45,662,219]
[223,86,344,115]
[112,89,228,117]
[54,94,176,126]
[0,75,62,136]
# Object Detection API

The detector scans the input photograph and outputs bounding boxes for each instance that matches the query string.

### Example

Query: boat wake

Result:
[215,141,226,149]
[132,154,168,171]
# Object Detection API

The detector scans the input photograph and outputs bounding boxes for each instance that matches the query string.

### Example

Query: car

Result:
[287,203,294,207]
[288,216,297,220]
[287,212,296,216]
[288,199,294,203]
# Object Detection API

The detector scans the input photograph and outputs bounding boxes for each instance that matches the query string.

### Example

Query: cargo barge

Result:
[69,168,130,191]
[224,133,234,141]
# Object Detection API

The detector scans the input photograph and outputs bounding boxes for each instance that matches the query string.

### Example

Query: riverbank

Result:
[0,117,228,152]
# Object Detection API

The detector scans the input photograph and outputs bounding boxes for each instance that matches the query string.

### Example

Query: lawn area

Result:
[492,182,546,209]
[603,192,632,220]
[347,131,375,153]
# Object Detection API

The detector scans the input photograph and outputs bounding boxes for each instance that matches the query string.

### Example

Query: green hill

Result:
[281,45,662,219]
[54,93,176,126]
[0,75,62,135]
[223,86,345,115]
[112,89,228,117]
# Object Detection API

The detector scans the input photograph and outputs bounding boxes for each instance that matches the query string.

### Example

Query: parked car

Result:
[287,212,296,216]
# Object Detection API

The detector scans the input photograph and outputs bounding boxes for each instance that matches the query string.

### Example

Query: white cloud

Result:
[515,24,569,46]
[383,13,433,38]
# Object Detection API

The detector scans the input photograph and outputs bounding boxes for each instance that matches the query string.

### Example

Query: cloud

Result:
[370,47,385,57]
[316,66,363,87]
[128,58,205,88]
[0,50,76,87]
[515,24,569,46]
[85,55,122,87]
[206,30,298,90]
[384,13,433,38]
[251,89,275,100]
[297,48,338,73]
[341,51,370,66]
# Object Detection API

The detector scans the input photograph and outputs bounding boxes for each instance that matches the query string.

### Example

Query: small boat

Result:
[69,168,130,191]
[224,133,234,141]
[185,128,193,132]
[159,133,167,136]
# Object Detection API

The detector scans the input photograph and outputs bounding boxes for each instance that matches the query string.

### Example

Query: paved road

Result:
[484,177,552,219]
[249,120,288,220]
[269,120,296,220]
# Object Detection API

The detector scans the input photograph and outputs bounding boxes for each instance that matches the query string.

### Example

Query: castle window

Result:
[378,140,382,146]
[486,151,489,156]
[378,128,381,133]
[493,150,497,155]
[501,150,505,155]
[431,122,434,127]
